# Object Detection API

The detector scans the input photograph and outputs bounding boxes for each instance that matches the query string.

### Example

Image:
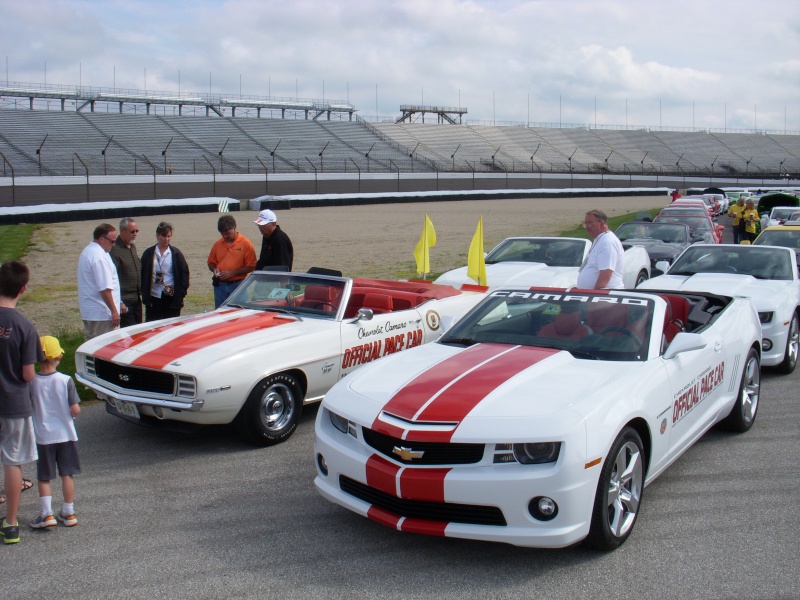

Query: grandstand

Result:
[1,83,798,205]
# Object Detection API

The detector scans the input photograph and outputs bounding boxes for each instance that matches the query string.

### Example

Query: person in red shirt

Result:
[207,215,257,308]
[670,189,682,202]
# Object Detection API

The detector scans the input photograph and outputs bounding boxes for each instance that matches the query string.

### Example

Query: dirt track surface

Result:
[19,194,668,335]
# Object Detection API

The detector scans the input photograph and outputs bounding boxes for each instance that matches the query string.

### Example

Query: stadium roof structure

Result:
[397,104,467,125]
[0,83,357,120]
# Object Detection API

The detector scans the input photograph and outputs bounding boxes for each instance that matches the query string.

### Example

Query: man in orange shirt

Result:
[207,215,257,308]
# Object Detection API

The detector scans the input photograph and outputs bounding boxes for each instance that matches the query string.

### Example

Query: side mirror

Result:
[655,260,671,273]
[663,332,707,359]
[353,308,374,323]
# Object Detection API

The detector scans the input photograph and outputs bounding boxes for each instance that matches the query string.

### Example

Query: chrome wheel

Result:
[606,440,643,539]
[739,352,760,426]
[778,313,798,374]
[236,373,304,446]
[259,382,296,432]
[587,427,645,550]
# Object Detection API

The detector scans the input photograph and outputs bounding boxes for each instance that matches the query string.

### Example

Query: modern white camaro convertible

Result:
[434,237,650,289]
[315,287,762,550]
[639,244,800,374]
[75,271,484,445]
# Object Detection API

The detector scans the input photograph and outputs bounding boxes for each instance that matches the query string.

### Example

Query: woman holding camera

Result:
[141,222,190,322]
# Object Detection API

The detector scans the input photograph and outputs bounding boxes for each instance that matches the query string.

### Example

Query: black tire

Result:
[775,312,798,375]
[235,373,303,446]
[721,347,760,432]
[585,427,645,551]
[635,269,649,287]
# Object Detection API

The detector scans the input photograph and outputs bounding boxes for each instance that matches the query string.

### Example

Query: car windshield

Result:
[669,246,793,280]
[485,238,586,268]
[223,272,347,318]
[616,223,688,244]
[440,290,653,361]
[753,230,800,251]
[658,206,708,217]
[655,216,712,233]
[770,208,797,220]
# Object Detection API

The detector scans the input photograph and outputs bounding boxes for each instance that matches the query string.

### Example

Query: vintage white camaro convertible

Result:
[75,271,484,445]
[639,244,800,374]
[314,287,762,550]
[434,237,651,289]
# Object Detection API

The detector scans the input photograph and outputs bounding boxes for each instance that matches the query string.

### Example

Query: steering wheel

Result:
[598,326,642,345]
[311,302,337,311]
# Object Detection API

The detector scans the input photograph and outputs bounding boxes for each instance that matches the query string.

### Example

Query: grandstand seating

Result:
[0,107,797,178]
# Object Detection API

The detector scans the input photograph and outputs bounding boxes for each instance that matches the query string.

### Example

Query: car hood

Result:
[76,308,328,371]
[435,262,579,288]
[326,342,635,442]
[625,241,684,261]
[639,273,791,309]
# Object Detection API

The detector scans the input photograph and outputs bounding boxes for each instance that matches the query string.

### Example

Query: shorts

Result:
[83,319,117,340]
[0,416,38,466]
[36,441,81,480]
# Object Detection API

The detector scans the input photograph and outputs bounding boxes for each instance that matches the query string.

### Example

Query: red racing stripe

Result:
[400,518,448,537]
[377,344,512,422]
[130,312,292,369]
[365,454,401,497]
[399,467,450,502]
[416,346,558,424]
[92,309,240,361]
[367,506,402,529]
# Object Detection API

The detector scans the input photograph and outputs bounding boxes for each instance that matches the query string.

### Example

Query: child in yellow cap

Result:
[29,335,82,530]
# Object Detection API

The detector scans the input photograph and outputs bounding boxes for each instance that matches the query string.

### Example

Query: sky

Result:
[2,0,799,131]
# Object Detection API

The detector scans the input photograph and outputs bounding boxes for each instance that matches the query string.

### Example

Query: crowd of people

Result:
[0,208,293,544]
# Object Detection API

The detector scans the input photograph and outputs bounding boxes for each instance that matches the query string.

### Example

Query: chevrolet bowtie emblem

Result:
[393,446,425,461]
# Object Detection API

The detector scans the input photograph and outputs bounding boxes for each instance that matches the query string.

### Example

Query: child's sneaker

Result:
[30,514,57,529]
[1,519,20,544]
[57,512,77,527]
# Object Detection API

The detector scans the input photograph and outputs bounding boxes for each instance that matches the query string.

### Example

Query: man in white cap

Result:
[254,209,294,271]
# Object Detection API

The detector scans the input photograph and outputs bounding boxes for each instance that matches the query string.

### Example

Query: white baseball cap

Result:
[254,209,277,225]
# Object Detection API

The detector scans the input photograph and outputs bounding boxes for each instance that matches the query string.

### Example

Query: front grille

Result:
[95,358,176,395]
[363,427,485,465]
[340,476,506,526]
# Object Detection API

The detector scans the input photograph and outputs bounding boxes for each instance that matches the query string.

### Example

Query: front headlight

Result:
[758,311,774,324]
[328,409,356,437]
[494,442,561,464]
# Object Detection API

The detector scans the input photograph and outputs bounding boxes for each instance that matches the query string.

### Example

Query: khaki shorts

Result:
[0,416,38,466]
[83,319,117,340]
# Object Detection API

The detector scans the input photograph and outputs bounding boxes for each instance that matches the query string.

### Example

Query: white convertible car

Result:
[315,287,761,550]
[75,271,484,445]
[434,237,650,289]
[639,244,799,374]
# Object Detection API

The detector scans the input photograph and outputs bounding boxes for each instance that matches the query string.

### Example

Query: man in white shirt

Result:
[576,209,624,289]
[77,224,125,339]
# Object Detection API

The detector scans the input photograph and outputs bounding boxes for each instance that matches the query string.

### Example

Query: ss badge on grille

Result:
[393,446,424,461]
[119,374,130,382]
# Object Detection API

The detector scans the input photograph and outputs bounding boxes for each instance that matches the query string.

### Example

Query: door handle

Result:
[714,341,722,353]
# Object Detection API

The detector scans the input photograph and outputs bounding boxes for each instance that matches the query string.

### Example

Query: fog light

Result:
[317,453,328,477]
[529,496,558,521]
[762,339,773,352]
[153,406,163,419]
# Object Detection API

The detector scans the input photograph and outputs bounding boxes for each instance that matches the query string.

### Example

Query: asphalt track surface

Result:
[2,366,799,599]
[4,214,799,598]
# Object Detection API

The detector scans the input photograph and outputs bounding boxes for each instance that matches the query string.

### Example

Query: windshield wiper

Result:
[439,337,477,347]
[224,303,246,309]
[665,269,695,276]
[567,349,599,360]
[269,307,303,320]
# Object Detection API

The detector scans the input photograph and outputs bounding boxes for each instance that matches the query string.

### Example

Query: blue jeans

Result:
[214,279,243,308]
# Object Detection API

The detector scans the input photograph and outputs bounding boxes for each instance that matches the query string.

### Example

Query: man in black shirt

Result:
[254,209,294,271]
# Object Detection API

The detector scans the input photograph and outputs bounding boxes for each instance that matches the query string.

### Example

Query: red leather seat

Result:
[660,294,691,345]
[362,293,393,314]
[299,285,337,312]
[539,310,591,339]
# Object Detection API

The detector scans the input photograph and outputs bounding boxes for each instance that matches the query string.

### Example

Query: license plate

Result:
[115,399,140,419]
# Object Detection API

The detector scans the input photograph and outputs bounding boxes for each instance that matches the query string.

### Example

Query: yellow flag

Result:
[467,216,487,285]
[413,214,437,276]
